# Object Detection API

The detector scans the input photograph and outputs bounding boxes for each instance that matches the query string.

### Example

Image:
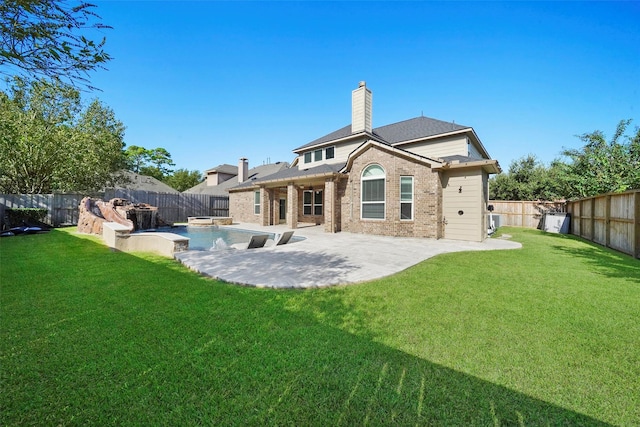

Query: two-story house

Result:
[229,82,500,241]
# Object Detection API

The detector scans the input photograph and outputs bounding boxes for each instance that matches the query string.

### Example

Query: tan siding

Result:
[442,169,484,241]
[468,139,484,159]
[399,135,468,159]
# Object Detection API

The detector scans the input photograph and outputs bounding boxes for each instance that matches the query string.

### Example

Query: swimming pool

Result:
[164,226,305,251]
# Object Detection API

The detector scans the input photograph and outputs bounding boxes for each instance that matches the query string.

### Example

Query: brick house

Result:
[229,82,500,241]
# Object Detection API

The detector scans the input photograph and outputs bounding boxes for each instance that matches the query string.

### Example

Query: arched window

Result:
[361,164,385,219]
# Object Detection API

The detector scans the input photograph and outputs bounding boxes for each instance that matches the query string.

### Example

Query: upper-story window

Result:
[325,146,335,160]
[302,146,336,164]
[361,164,385,219]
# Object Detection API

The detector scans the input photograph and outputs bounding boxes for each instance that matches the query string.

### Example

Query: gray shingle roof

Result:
[184,162,289,195]
[375,116,468,144]
[204,164,237,174]
[294,116,469,151]
[233,163,346,189]
[110,170,180,193]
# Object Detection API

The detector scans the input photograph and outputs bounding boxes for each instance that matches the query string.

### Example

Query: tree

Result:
[0,0,111,89]
[0,77,125,193]
[561,119,640,198]
[124,145,175,180]
[142,147,174,179]
[124,145,149,173]
[489,154,565,201]
[163,168,203,192]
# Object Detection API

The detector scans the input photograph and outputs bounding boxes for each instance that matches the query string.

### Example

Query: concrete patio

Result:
[174,223,522,288]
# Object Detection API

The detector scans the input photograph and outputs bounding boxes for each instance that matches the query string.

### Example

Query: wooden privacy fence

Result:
[1,191,229,229]
[566,190,640,259]
[488,200,566,229]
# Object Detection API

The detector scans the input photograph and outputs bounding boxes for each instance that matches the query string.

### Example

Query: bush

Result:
[5,208,48,227]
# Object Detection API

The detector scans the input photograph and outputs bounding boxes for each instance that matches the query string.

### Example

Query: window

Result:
[254,190,261,215]
[361,164,385,219]
[314,190,323,215]
[400,176,414,220]
[304,152,312,163]
[325,146,335,160]
[303,190,323,215]
[303,190,313,215]
[314,149,323,161]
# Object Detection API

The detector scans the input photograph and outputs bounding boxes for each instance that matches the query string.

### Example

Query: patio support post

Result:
[324,178,336,233]
[272,190,280,226]
[287,182,298,229]
[259,187,270,226]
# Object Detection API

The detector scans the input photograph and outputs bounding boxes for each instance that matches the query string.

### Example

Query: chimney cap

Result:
[358,81,366,88]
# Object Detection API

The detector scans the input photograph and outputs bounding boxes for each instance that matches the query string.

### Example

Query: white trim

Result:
[400,176,414,221]
[361,164,386,220]
[253,190,261,215]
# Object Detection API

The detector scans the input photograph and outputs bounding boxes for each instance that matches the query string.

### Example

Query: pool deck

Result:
[174,223,522,288]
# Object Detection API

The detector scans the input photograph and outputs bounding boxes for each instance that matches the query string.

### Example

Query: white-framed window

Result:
[254,190,261,215]
[314,190,323,215]
[304,152,312,163]
[361,164,385,219]
[400,176,414,220]
[314,149,322,161]
[325,146,335,160]
[303,190,323,215]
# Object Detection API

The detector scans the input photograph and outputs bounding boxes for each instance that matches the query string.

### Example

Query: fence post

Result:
[605,195,611,250]
[592,197,596,242]
[635,191,640,259]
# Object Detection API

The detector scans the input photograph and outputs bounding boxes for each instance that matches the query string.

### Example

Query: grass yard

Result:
[1,227,638,425]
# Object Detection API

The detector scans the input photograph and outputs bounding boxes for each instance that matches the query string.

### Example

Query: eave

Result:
[433,158,502,174]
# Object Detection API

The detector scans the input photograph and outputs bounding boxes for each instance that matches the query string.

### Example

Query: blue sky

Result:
[87,1,639,174]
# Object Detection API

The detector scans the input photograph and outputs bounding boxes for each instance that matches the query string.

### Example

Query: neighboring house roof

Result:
[184,162,289,195]
[294,116,470,152]
[205,164,237,174]
[109,170,180,193]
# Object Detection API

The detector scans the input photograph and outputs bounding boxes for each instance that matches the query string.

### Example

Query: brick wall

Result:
[229,189,260,224]
[340,145,442,238]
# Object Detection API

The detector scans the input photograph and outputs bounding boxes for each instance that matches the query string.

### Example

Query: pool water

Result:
[169,226,276,251]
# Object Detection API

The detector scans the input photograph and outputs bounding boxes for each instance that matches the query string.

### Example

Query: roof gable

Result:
[341,140,443,173]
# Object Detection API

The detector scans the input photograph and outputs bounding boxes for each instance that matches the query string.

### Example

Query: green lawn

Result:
[1,227,638,426]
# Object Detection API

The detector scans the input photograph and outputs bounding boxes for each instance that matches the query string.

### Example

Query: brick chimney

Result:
[238,158,248,183]
[351,81,372,134]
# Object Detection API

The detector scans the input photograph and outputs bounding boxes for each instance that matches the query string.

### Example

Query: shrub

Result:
[5,208,48,227]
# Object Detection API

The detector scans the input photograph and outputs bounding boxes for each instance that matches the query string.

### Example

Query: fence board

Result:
[566,190,639,259]
[488,201,566,229]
